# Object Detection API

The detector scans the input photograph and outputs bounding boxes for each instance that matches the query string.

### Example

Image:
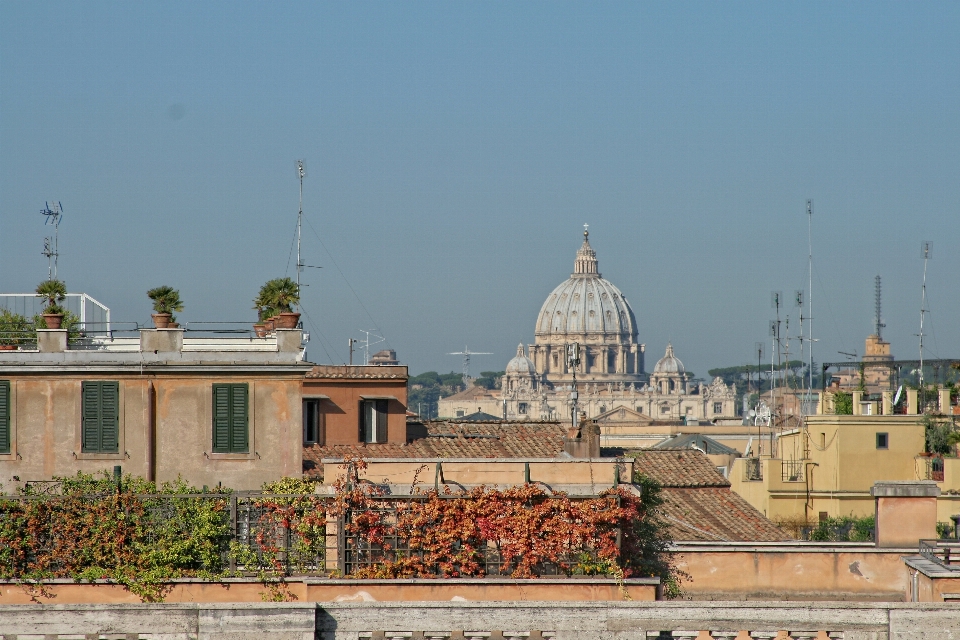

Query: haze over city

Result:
[2,2,958,378]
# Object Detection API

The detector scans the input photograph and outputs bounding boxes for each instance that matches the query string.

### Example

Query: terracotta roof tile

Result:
[631,449,730,488]
[658,487,790,541]
[303,421,567,477]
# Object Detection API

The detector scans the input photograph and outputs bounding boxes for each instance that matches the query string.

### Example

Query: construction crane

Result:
[447,346,492,388]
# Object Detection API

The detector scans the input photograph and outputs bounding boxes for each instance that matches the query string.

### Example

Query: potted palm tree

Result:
[257,278,300,329]
[36,279,67,329]
[147,286,184,329]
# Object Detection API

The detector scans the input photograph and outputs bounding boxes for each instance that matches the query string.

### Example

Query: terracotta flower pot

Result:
[152,313,172,329]
[275,312,301,329]
[253,323,267,338]
[264,317,276,333]
[0,345,16,351]
[42,313,64,330]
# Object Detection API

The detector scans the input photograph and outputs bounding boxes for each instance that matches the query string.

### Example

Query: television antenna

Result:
[40,201,63,279]
[448,346,492,387]
[296,160,305,291]
[357,329,384,365]
[917,241,932,390]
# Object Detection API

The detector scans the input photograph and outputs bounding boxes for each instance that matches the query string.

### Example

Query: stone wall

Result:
[1,601,959,639]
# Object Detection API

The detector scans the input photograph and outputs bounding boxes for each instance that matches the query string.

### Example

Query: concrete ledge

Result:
[871,480,941,497]
[0,601,958,639]
[0,577,658,605]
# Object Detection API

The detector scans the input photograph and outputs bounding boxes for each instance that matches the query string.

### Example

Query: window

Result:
[518,402,528,415]
[0,380,9,454]
[660,404,669,414]
[303,399,323,445]
[212,384,249,453]
[456,410,465,418]
[713,402,723,414]
[876,432,889,450]
[552,353,559,368]
[82,381,120,453]
[360,399,388,443]
[636,406,643,414]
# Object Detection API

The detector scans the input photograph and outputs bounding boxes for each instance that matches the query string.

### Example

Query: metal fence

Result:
[781,460,804,482]
[339,496,611,577]
[0,293,111,335]
[0,490,327,576]
[919,539,960,571]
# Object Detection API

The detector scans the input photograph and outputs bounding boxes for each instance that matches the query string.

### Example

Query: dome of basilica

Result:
[534,230,637,341]
[653,343,684,374]
[505,343,536,374]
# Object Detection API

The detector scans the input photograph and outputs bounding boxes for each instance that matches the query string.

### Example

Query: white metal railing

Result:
[0,293,110,334]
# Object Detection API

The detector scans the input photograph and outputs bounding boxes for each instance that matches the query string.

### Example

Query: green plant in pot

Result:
[257,278,300,329]
[147,286,184,329]
[0,309,30,350]
[36,279,67,329]
[252,292,275,337]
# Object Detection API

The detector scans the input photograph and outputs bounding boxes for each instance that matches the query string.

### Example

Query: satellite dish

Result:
[894,385,903,406]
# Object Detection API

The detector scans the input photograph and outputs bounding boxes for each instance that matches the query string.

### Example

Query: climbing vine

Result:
[0,460,682,601]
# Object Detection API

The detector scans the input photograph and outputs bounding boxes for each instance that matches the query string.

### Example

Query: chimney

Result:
[871,481,940,547]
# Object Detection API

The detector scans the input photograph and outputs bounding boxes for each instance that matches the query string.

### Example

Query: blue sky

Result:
[2,1,958,378]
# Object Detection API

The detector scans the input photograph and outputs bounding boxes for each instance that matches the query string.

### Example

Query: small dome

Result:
[505,343,536,374]
[653,343,684,375]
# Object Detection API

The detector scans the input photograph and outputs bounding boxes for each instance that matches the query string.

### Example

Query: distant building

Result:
[0,322,310,491]
[368,349,400,366]
[438,230,737,424]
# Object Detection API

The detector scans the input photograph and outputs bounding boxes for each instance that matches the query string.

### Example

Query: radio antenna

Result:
[296,160,306,291]
[918,241,932,391]
[40,201,63,279]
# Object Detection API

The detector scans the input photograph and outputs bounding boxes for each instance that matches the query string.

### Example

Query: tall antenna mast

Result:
[918,241,932,391]
[296,160,305,291]
[806,200,814,397]
[447,346,492,387]
[40,201,63,279]
[874,275,885,339]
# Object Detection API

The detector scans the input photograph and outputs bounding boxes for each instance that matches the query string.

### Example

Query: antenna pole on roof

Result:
[296,160,305,292]
[40,201,63,280]
[918,241,932,395]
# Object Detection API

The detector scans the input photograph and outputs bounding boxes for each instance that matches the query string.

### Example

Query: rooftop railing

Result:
[919,539,960,571]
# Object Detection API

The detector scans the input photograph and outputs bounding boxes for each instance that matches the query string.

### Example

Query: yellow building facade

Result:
[731,413,960,526]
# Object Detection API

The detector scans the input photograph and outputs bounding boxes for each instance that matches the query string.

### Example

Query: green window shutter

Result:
[82,382,102,452]
[230,384,249,453]
[99,382,119,453]
[212,384,231,453]
[375,400,388,443]
[0,381,10,454]
[359,400,366,443]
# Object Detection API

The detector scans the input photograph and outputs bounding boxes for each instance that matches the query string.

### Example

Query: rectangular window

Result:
[212,384,249,453]
[876,432,889,450]
[518,402,528,415]
[360,399,388,443]
[303,399,323,445]
[81,381,120,453]
[0,380,10,454]
[456,410,465,418]
[713,402,723,414]
[636,406,643,414]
